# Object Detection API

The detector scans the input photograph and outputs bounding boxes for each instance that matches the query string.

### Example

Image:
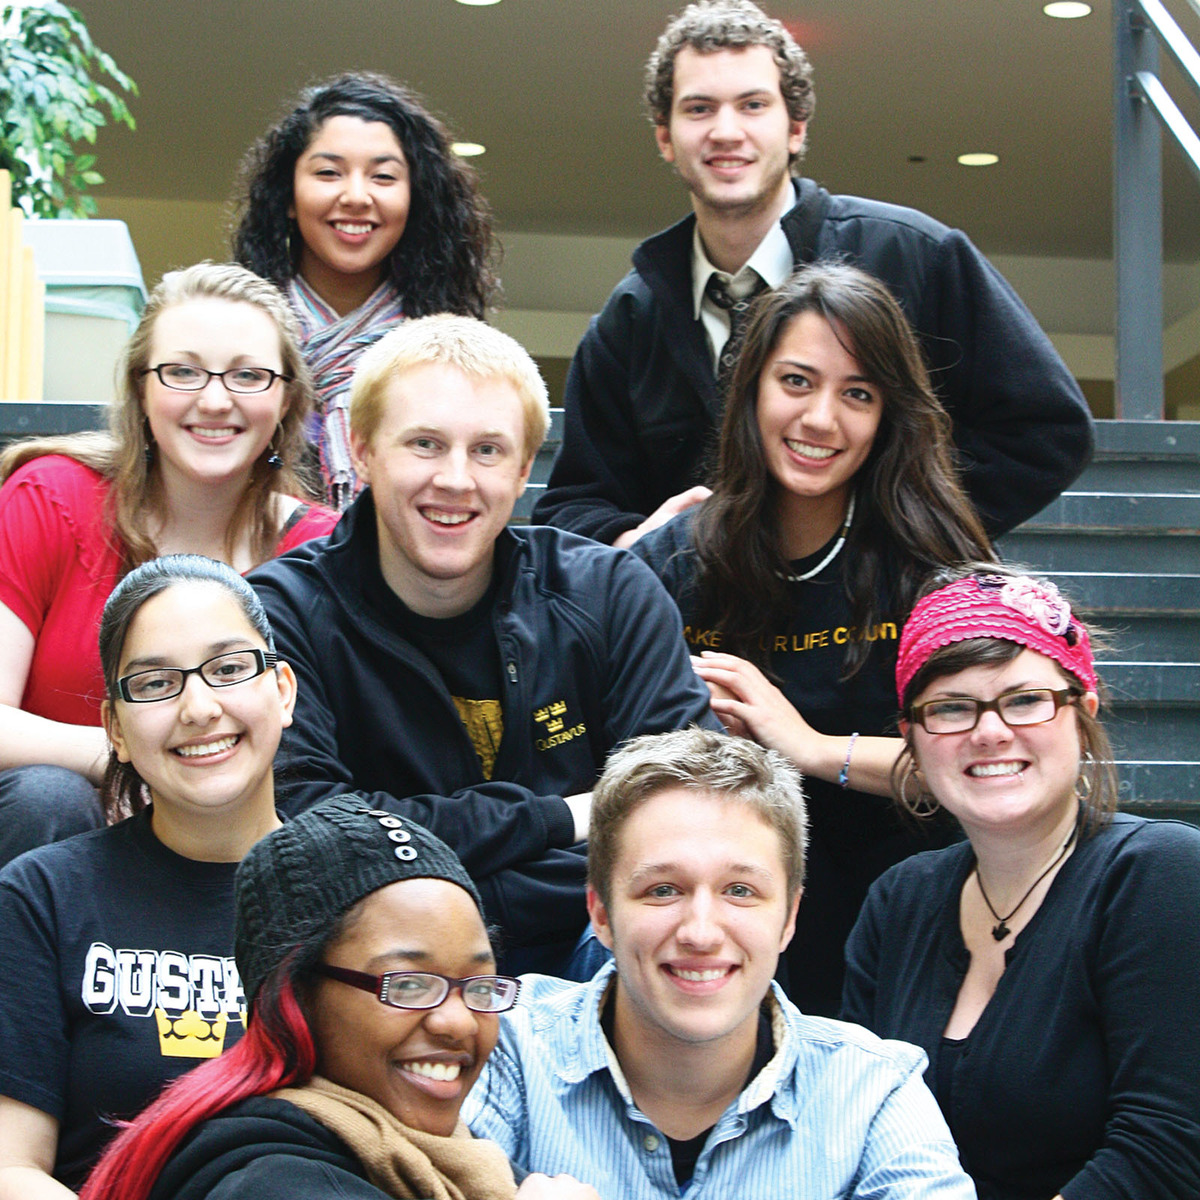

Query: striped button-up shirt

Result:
[464,964,975,1199]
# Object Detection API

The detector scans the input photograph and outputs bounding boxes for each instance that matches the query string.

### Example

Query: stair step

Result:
[1092,615,1200,661]
[1105,709,1200,761]
[1093,419,1200,458]
[1116,761,1200,816]
[1020,492,1200,532]
[514,485,545,522]
[1038,572,1200,615]
[999,532,1200,573]
[1102,661,1200,704]
[0,401,106,441]
[1078,459,1200,493]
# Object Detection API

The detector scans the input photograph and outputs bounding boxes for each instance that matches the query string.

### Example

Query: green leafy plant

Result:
[0,1,137,217]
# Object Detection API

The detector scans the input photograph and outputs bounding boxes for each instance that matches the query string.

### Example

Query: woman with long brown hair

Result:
[632,261,995,1015]
[0,262,336,866]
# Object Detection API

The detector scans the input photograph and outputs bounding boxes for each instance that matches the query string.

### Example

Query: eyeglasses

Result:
[118,649,278,703]
[312,964,521,1013]
[908,687,1080,735]
[142,363,291,394]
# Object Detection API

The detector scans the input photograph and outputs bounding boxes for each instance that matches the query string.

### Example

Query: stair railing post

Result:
[1114,2,1165,420]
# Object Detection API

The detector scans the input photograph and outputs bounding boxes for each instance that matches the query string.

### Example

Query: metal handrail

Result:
[1113,1,1200,420]
[1133,71,1200,184]
[1136,0,1200,94]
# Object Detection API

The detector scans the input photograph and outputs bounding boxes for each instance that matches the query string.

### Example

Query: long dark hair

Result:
[232,72,496,317]
[693,262,995,677]
[98,555,277,820]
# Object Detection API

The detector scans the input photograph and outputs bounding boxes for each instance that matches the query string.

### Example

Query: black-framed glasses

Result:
[142,363,291,394]
[908,687,1080,735]
[118,649,278,703]
[312,964,520,1013]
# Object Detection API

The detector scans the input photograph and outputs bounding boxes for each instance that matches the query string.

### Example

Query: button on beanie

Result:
[235,795,484,1004]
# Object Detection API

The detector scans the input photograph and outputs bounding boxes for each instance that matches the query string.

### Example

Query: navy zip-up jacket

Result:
[250,493,718,972]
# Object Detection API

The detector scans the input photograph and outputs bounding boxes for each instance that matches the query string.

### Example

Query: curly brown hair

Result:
[645,0,814,165]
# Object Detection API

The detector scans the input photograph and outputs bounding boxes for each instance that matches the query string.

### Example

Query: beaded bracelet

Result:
[838,732,860,789]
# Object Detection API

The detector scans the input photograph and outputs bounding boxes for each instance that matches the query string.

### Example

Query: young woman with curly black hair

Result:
[233,73,497,508]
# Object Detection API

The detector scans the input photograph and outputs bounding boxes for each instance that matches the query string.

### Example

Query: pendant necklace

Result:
[782,493,856,583]
[974,820,1080,941]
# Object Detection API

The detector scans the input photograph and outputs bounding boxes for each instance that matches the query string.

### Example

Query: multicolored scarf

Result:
[288,275,406,510]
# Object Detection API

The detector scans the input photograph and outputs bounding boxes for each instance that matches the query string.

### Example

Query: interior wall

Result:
[88,194,1200,418]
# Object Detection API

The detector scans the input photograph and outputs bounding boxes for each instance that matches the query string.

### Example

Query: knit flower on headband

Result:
[998,577,1072,639]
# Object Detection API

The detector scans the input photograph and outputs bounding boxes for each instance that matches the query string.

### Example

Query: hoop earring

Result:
[900,766,939,817]
[266,423,283,471]
[1075,749,1095,803]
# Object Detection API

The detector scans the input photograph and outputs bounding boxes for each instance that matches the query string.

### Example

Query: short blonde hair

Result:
[349,314,550,464]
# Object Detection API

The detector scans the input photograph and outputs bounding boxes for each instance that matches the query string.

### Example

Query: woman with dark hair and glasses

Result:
[233,72,496,508]
[0,555,297,1198]
[81,795,598,1200]
[842,565,1200,1200]
[631,261,995,1015]
[0,263,336,867]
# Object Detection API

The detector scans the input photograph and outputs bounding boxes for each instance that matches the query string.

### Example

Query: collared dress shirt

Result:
[691,212,795,370]
[464,963,976,1200]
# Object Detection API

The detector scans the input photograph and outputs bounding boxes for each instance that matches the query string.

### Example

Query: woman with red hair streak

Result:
[79,796,599,1200]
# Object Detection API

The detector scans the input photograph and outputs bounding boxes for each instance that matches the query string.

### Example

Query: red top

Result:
[0,455,338,726]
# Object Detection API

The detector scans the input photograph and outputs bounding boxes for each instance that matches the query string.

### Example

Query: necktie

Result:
[705,272,767,400]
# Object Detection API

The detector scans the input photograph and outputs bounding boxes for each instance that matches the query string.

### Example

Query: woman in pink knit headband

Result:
[842,563,1200,1200]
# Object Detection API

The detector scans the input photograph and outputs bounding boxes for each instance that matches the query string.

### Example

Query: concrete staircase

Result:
[998,420,1200,823]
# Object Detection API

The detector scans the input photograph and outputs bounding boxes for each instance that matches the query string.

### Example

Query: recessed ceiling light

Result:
[452,142,486,157]
[957,152,1000,167]
[1043,2,1091,17]
[456,0,501,6]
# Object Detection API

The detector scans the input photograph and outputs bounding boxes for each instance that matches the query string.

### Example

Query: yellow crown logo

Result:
[155,1008,230,1058]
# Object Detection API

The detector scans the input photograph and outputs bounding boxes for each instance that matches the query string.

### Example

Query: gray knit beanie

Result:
[235,795,484,1004]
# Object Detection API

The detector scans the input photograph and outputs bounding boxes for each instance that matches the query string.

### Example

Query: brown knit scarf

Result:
[272,1076,516,1200]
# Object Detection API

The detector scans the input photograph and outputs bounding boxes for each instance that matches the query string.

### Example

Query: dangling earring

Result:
[266,423,283,471]
[900,766,939,818]
[1075,749,1095,803]
[143,418,155,471]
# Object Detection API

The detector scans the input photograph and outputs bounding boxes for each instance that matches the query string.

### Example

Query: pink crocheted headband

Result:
[896,574,1098,704]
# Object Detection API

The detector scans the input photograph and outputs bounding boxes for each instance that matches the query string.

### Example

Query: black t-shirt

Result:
[363,558,505,779]
[0,810,245,1188]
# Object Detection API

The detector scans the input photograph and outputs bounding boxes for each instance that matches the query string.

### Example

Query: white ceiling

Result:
[74,0,1200,261]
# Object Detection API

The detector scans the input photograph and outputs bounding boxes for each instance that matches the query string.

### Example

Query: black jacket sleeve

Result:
[531,296,660,544]
[914,229,1094,535]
